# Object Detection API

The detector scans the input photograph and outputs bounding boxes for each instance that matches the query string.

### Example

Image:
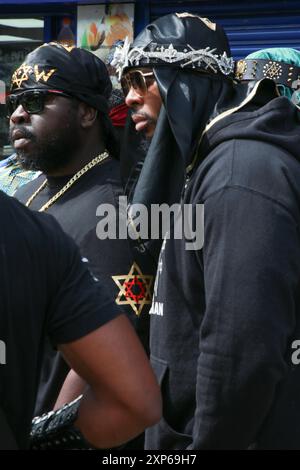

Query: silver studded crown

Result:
[112,36,234,80]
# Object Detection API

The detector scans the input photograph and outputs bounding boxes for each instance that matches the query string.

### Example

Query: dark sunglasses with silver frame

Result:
[6,89,73,118]
[121,69,155,97]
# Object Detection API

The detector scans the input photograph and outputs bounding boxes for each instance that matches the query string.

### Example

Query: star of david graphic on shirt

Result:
[112,262,154,316]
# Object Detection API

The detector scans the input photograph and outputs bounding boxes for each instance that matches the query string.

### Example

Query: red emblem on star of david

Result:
[124,276,146,303]
[112,263,153,316]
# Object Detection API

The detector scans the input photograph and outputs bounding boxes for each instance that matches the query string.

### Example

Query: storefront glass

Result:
[0,17,44,158]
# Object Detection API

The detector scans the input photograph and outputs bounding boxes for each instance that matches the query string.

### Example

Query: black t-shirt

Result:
[0,190,121,449]
[15,158,155,415]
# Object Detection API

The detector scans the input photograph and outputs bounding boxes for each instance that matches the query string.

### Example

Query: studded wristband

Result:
[30,395,94,450]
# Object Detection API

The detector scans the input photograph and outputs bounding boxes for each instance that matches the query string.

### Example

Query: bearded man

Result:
[9,43,154,431]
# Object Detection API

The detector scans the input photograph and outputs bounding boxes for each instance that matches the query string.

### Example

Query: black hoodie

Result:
[146,95,300,449]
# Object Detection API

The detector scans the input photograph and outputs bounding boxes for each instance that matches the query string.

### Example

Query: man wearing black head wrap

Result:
[9,42,117,171]
[9,43,154,445]
[117,12,300,449]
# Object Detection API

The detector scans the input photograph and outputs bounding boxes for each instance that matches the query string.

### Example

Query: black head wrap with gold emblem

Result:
[10,42,112,114]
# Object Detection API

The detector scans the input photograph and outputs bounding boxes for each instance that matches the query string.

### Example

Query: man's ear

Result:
[78,102,98,128]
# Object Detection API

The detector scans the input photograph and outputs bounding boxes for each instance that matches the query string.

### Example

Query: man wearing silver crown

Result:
[115,12,300,450]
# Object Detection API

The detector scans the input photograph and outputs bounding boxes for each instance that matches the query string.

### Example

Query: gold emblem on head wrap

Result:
[59,43,75,52]
[176,12,216,31]
[11,62,57,88]
[40,42,75,53]
[34,65,56,82]
[11,63,32,88]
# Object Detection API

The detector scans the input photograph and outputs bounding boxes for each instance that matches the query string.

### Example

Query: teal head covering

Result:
[246,47,300,105]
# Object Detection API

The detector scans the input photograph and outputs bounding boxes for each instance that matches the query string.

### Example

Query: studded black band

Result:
[30,395,94,450]
[235,58,300,90]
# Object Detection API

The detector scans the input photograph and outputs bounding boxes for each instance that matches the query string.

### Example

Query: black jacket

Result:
[146,96,300,449]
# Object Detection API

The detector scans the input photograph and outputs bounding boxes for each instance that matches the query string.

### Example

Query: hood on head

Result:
[199,80,300,165]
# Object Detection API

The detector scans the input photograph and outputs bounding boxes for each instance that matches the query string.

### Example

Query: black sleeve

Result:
[191,186,300,449]
[46,228,122,346]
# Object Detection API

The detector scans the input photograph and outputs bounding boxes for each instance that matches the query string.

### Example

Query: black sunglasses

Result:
[121,70,155,97]
[6,89,72,117]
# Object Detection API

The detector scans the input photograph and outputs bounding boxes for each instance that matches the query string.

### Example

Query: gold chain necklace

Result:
[25,150,109,212]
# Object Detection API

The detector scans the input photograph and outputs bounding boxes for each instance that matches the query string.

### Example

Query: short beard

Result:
[131,111,157,140]
[14,119,80,174]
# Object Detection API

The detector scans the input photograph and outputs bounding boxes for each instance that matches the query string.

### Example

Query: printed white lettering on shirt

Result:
[149,302,164,316]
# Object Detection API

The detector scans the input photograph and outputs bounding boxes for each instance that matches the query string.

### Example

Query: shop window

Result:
[0,17,44,158]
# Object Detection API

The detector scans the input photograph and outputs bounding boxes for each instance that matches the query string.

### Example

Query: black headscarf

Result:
[10,42,112,115]
[118,13,234,210]
[113,13,236,261]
